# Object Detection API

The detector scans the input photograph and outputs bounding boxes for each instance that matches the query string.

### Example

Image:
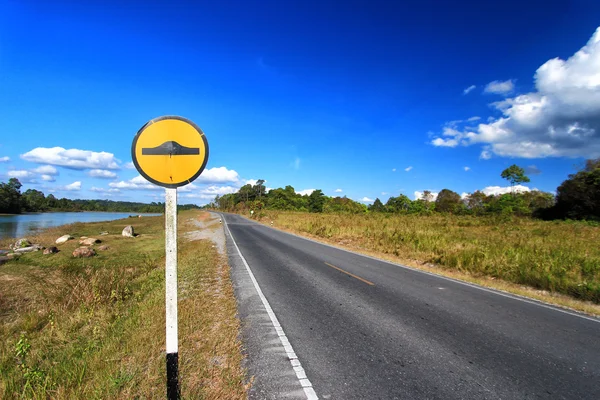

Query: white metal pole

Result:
[165,188,179,399]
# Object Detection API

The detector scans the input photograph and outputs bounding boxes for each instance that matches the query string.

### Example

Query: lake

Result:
[0,212,162,240]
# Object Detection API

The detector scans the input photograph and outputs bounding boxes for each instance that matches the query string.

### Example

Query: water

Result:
[0,212,162,240]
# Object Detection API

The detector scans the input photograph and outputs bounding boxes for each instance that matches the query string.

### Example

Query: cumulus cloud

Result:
[7,170,36,183]
[21,147,120,169]
[414,191,439,201]
[109,175,161,190]
[405,166,413,172]
[481,185,532,196]
[484,79,515,95]
[0,156,10,162]
[361,197,374,203]
[297,189,315,196]
[64,181,81,191]
[124,162,135,169]
[432,27,600,159]
[32,165,58,175]
[180,185,239,200]
[335,188,343,193]
[525,165,542,175]
[196,167,240,184]
[88,169,117,179]
[467,116,481,122]
[91,187,121,194]
[464,166,471,171]
[463,85,476,95]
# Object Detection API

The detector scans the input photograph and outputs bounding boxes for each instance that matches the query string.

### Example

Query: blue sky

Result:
[1,0,599,204]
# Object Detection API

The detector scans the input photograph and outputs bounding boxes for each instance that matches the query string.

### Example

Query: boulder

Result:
[122,225,135,237]
[73,247,96,258]
[79,238,101,246]
[10,238,31,250]
[100,231,109,236]
[14,245,43,253]
[43,246,59,255]
[98,245,110,251]
[55,235,74,244]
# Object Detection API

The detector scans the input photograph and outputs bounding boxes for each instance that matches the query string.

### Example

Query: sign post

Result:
[132,116,209,399]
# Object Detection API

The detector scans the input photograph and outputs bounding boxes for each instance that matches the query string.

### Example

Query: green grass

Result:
[0,211,247,399]
[255,211,600,303]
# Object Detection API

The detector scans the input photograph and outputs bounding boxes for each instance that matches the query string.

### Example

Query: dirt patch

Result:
[185,213,226,255]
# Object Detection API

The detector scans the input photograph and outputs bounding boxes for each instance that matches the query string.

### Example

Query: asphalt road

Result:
[222,213,600,400]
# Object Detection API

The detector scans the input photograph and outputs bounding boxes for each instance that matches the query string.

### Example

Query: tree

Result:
[385,195,412,213]
[421,190,434,203]
[0,178,23,214]
[465,191,488,215]
[22,189,47,211]
[308,190,326,213]
[369,198,385,212]
[549,158,600,220]
[435,189,462,213]
[238,184,255,203]
[253,179,266,199]
[501,165,530,192]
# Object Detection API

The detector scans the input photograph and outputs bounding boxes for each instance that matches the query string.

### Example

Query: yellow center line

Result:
[324,262,375,286]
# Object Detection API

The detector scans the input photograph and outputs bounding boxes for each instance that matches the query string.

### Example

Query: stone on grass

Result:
[98,245,109,251]
[79,238,101,246]
[10,238,31,250]
[55,235,74,244]
[73,247,96,258]
[122,225,135,237]
[100,231,109,236]
[14,245,43,253]
[43,246,59,255]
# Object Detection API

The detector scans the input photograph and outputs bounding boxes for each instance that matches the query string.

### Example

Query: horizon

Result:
[1,1,599,205]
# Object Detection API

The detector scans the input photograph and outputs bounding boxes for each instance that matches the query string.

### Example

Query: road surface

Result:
[221,213,600,399]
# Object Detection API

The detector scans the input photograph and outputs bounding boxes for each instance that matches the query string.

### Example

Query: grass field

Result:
[253,211,600,306]
[0,210,247,399]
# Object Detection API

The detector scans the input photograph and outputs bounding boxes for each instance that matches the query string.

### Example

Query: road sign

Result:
[132,116,209,400]
[131,115,209,188]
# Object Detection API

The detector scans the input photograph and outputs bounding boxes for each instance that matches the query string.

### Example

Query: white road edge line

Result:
[222,214,319,400]
[229,213,600,325]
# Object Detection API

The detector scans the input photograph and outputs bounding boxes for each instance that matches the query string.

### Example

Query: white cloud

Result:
[467,116,481,122]
[40,174,56,182]
[361,197,374,203]
[484,79,515,95]
[0,156,10,162]
[481,185,532,196]
[464,166,470,171]
[88,169,117,179]
[21,147,120,169]
[181,185,239,200]
[196,167,240,184]
[335,188,343,193]
[404,166,413,172]
[381,192,388,195]
[463,85,476,95]
[64,181,81,191]
[124,162,135,169]
[32,165,58,175]
[91,187,121,193]
[432,27,600,159]
[392,168,396,172]
[414,191,439,201]
[480,149,492,160]
[291,158,301,170]
[7,170,36,182]
[525,165,542,175]
[297,189,315,196]
[109,175,161,190]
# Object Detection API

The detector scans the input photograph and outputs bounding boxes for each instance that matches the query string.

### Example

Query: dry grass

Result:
[250,211,600,315]
[0,210,247,399]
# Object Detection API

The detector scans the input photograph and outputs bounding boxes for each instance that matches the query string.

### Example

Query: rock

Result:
[122,225,135,237]
[80,236,88,239]
[100,231,109,236]
[43,246,59,255]
[6,253,19,259]
[10,238,31,250]
[72,247,96,258]
[14,245,43,253]
[55,235,74,244]
[98,245,109,251]
[79,238,101,246]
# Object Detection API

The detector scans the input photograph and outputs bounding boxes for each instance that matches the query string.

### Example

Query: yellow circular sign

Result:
[131,116,209,188]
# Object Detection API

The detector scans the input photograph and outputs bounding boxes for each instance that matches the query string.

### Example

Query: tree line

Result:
[211,160,600,221]
[0,178,199,214]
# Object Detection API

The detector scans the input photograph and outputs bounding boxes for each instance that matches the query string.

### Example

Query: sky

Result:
[1,0,599,205]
